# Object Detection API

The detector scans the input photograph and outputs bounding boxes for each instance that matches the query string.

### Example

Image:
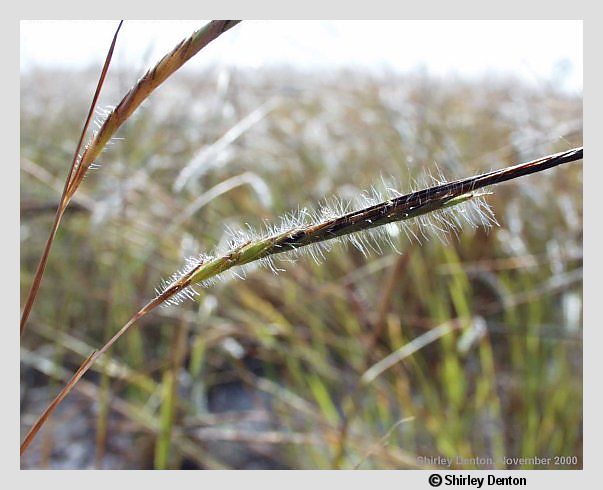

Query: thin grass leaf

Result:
[65,20,242,201]
[20,20,242,336]
[20,21,123,336]
[20,351,97,455]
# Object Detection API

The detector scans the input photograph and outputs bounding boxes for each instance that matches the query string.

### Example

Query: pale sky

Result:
[20,20,582,93]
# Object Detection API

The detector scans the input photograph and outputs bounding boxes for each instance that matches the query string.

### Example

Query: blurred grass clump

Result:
[20,65,582,469]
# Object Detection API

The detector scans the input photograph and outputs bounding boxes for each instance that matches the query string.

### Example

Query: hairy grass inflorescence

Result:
[154,147,581,306]
[20,20,583,469]
[20,146,582,456]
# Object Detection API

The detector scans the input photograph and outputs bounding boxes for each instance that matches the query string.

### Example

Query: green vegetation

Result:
[20,63,582,469]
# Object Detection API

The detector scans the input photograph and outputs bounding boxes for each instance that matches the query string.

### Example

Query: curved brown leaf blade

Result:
[20,20,124,336]
[20,21,242,336]
[65,20,242,200]
[20,351,97,455]
[21,292,168,455]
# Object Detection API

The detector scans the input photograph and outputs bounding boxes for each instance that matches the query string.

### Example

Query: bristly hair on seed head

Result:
[154,171,497,308]
[152,144,583,309]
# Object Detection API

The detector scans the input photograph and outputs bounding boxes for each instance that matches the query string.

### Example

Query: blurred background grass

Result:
[20,65,582,469]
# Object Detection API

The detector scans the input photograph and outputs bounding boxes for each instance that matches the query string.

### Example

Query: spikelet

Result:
[154,171,497,307]
[152,146,582,307]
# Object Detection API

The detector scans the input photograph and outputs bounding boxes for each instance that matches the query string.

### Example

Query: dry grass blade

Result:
[65,20,241,201]
[20,20,242,337]
[20,147,583,457]
[361,319,461,384]
[20,351,97,455]
[20,295,165,455]
[353,416,416,469]
[20,21,123,336]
